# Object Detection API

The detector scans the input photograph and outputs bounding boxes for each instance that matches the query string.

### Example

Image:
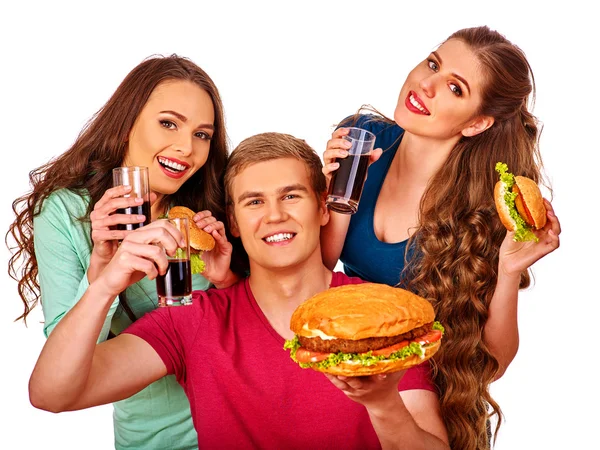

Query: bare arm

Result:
[326,373,449,449]
[29,221,183,412]
[484,200,561,379]
[320,127,381,270]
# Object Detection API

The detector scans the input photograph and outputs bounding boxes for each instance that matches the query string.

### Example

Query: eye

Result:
[195,131,212,140]
[427,59,439,72]
[449,83,463,97]
[283,194,301,201]
[160,120,176,129]
[245,199,263,206]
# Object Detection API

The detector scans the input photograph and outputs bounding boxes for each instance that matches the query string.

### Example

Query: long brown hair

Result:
[346,26,546,449]
[7,54,228,323]
[407,27,546,449]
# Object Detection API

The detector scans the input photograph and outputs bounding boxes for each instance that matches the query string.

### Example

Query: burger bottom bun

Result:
[312,340,441,377]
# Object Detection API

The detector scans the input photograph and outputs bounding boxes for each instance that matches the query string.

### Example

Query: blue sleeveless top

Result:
[339,115,412,286]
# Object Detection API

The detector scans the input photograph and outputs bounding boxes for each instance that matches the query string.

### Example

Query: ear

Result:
[319,194,330,227]
[461,115,495,137]
[227,206,240,238]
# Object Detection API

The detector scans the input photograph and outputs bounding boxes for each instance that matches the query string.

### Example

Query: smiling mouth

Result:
[264,233,296,243]
[158,156,189,174]
[408,92,431,115]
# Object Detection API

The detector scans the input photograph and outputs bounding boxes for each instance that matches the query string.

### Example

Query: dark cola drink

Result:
[116,201,151,231]
[327,153,370,214]
[156,259,192,306]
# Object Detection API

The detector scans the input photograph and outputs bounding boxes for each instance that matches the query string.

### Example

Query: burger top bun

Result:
[514,176,547,229]
[312,340,441,377]
[168,206,215,251]
[290,283,435,341]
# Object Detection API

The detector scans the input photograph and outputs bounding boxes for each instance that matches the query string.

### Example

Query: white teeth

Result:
[158,157,187,172]
[265,233,294,243]
[409,94,429,114]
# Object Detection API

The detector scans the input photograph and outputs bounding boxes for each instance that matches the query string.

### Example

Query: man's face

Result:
[229,158,329,272]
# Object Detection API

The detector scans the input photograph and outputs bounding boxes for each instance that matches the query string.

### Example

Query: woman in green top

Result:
[8,55,238,449]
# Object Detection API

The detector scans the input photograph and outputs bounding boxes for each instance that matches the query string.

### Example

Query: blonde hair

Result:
[224,132,326,205]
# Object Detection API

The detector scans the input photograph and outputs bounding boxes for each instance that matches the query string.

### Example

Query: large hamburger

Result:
[494,162,547,242]
[284,283,443,377]
[167,206,215,274]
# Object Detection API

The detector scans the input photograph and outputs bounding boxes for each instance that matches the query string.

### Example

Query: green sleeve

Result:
[33,190,119,342]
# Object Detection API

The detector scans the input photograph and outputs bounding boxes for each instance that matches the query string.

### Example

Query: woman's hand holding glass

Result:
[322,127,383,191]
[87,185,155,283]
[94,220,184,299]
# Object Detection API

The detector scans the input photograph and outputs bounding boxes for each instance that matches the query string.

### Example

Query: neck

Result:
[150,191,166,221]
[393,132,461,186]
[248,253,333,340]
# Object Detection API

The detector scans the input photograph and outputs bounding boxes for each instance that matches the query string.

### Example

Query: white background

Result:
[1,1,597,449]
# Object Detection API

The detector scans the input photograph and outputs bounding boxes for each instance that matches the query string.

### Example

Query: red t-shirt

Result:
[123,272,434,449]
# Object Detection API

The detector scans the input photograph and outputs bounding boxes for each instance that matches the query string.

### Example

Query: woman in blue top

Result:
[8,55,237,449]
[321,26,561,450]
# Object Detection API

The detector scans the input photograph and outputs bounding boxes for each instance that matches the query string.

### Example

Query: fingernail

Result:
[180,240,186,247]
[343,141,352,148]
[205,226,212,232]
[340,150,348,157]
[135,197,143,203]
[136,215,145,220]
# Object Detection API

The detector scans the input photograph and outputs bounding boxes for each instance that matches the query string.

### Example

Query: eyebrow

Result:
[159,110,215,130]
[236,183,309,204]
[432,51,471,95]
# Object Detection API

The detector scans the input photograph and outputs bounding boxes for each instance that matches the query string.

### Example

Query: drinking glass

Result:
[112,166,151,230]
[326,127,376,214]
[156,217,193,306]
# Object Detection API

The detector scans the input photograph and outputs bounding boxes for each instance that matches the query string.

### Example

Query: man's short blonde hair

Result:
[224,132,326,205]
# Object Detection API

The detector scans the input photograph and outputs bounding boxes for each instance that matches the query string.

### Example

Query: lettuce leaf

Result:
[284,321,444,370]
[190,253,205,274]
[495,162,538,242]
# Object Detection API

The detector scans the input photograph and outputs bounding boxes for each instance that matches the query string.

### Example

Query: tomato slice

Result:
[295,347,331,363]
[369,340,409,357]
[513,185,536,226]
[416,330,443,345]
[366,330,443,357]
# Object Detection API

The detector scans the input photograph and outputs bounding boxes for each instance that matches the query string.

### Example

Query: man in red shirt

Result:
[29,133,449,449]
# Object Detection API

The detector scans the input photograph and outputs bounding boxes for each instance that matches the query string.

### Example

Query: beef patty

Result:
[298,322,433,354]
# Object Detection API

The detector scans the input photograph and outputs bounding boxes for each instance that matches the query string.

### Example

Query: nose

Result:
[418,74,437,99]
[264,200,287,224]
[174,133,193,157]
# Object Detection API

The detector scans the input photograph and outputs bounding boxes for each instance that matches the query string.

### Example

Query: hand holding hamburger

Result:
[284,283,443,377]
[167,206,215,274]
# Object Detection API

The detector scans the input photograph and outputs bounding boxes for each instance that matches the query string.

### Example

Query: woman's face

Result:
[394,39,488,140]
[124,79,215,195]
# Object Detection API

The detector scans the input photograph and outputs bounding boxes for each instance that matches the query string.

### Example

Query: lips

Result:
[157,156,190,179]
[405,91,431,115]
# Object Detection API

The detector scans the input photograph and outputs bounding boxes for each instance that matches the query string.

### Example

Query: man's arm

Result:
[29,282,167,412]
[29,221,183,412]
[326,372,449,450]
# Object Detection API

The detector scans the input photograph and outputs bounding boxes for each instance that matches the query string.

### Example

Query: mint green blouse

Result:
[34,189,208,449]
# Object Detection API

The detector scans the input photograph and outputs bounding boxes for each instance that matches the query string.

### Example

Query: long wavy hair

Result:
[348,26,546,449]
[7,54,228,323]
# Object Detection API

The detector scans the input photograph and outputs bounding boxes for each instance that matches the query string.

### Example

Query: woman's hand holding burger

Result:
[494,163,561,277]
[498,198,561,278]
[192,210,236,288]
